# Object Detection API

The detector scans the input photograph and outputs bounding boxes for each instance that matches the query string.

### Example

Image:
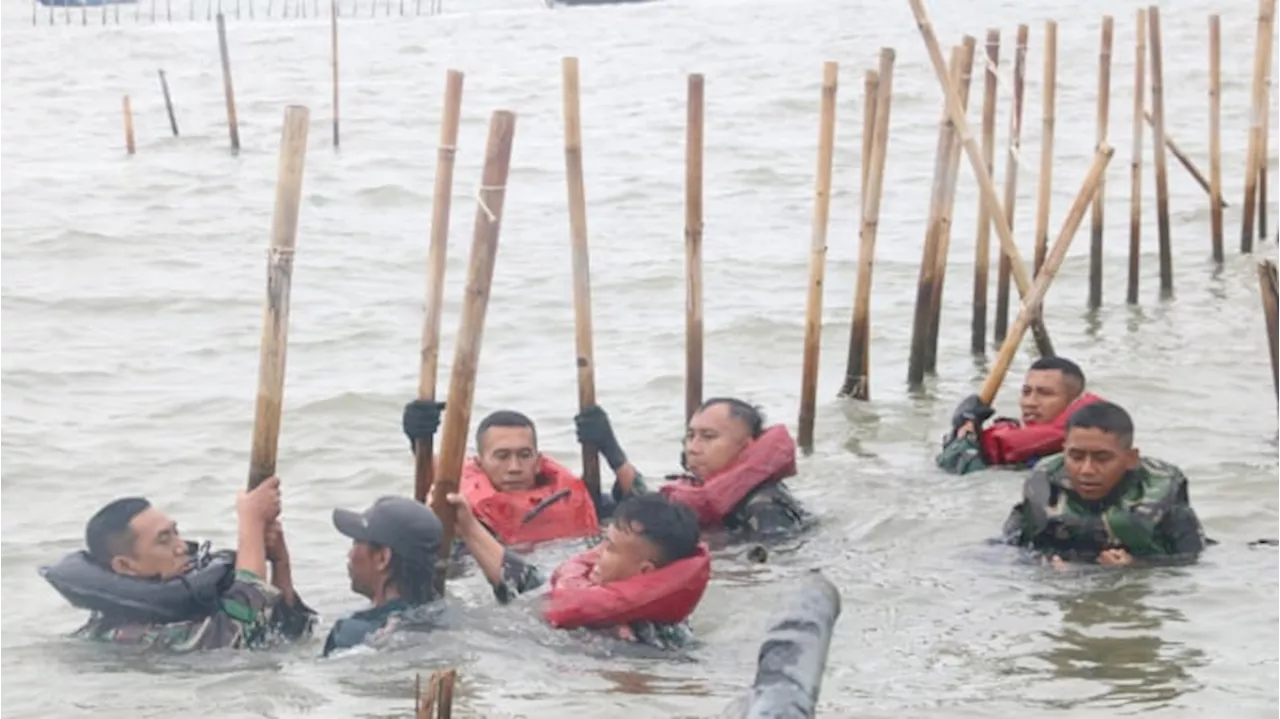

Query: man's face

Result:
[589,523,660,585]
[1019,369,1075,425]
[477,426,539,492]
[347,541,391,599]
[683,404,752,479]
[1063,427,1139,501]
[112,507,189,579]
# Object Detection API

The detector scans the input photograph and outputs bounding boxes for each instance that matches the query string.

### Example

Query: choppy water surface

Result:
[2,0,1278,716]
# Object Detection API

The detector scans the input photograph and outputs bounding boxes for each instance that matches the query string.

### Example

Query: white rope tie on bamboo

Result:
[474,184,505,223]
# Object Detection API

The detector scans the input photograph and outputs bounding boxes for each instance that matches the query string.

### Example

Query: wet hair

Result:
[86,497,151,567]
[698,397,765,439]
[475,410,538,452]
[612,494,700,567]
[377,544,437,606]
[1065,401,1134,447]
[1028,356,1086,397]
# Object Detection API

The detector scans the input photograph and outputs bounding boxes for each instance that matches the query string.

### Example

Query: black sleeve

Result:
[1159,505,1207,557]
[490,549,546,605]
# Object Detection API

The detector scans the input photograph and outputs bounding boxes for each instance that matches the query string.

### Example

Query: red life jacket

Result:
[542,543,711,629]
[461,455,600,545]
[659,424,797,528]
[980,392,1105,465]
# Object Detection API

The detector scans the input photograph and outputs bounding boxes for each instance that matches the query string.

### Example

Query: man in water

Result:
[446,491,709,650]
[41,477,315,651]
[936,357,1103,475]
[402,401,644,544]
[1003,401,1207,566]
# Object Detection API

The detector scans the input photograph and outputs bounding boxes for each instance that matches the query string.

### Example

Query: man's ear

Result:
[1124,446,1141,471]
[637,560,657,575]
[111,555,138,576]
[373,547,393,573]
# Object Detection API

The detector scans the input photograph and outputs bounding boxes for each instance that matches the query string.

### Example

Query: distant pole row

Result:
[33,0,441,25]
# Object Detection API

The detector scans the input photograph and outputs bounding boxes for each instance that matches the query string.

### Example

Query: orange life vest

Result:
[660,424,798,528]
[461,455,600,546]
[542,543,712,628]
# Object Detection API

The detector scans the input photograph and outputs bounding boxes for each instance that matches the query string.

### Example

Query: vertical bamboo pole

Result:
[429,111,518,596]
[159,70,180,137]
[841,49,895,401]
[151,0,156,22]
[81,4,86,25]
[102,3,107,24]
[562,57,602,501]
[861,70,879,213]
[1149,6,1172,293]
[1034,20,1057,276]
[331,0,340,149]
[247,106,310,488]
[1209,14,1224,263]
[414,70,464,506]
[1260,260,1279,397]
[1260,62,1272,241]
[1128,8,1147,303]
[685,75,704,424]
[971,29,1000,355]
[1089,16,1113,310]
[216,14,241,153]
[123,95,136,156]
[1242,0,1277,250]
[994,24,1028,343]
[798,62,838,453]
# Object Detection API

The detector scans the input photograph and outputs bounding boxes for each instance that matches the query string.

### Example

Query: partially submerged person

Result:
[937,357,1103,475]
[447,491,711,650]
[1003,401,1208,566]
[40,477,315,651]
[403,401,643,546]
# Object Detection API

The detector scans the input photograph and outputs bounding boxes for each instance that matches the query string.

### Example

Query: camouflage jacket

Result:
[76,569,314,652]
[1002,453,1207,561]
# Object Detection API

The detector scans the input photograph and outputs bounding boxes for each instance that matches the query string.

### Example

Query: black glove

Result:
[574,404,627,471]
[950,393,994,433]
[403,399,446,448]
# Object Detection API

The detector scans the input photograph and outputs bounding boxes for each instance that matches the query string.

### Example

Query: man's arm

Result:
[1154,505,1207,560]
[235,477,280,579]
[445,493,544,602]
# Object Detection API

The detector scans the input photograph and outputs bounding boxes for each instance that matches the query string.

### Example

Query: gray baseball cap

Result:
[332,496,443,562]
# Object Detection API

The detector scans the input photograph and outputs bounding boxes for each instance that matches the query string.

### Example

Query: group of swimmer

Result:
[41,354,1208,658]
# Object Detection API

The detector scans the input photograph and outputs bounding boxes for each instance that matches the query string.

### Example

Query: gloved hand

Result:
[403,399,446,448]
[950,393,994,433]
[574,404,627,470]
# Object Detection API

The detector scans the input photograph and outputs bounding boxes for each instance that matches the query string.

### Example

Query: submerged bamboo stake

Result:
[1149,6,1172,294]
[971,29,1000,355]
[908,0,1055,358]
[158,70,179,137]
[216,14,240,153]
[562,57,602,500]
[1242,0,1278,252]
[1259,260,1279,397]
[248,106,310,488]
[841,49,895,401]
[331,0,340,148]
[1089,16,1113,310]
[1128,8,1147,304]
[1210,14,1224,262]
[430,111,517,595]
[685,74,704,424]
[994,24,1028,343]
[798,61,838,453]
[414,70,464,506]
[123,95,136,155]
[415,668,457,719]
[981,145,1115,404]
[1034,20,1057,276]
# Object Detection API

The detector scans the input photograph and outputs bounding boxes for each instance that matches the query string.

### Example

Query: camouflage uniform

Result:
[1003,453,1207,562]
[77,569,315,652]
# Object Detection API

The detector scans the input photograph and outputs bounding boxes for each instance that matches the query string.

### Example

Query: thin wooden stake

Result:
[1142,112,1226,208]
[994,24,1028,342]
[971,29,1000,355]
[123,95,136,155]
[1033,20,1057,276]
[798,61,839,452]
[414,70,464,506]
[685,75,704,424]
[248,106,310,488]
[1243,0,1278,252]
[1089,16,1113,310]
[1149,6,1172,293]
[1210,14,1224,262]
[841,49,895,400]
[331,0,340,148]
[428,111,517,596]
[216,14,241,153]
[159,70,179,137]
[1128,8,1147,304]
[861,70,878,214]
[562,57,602,501]
[1259,260,1279,397]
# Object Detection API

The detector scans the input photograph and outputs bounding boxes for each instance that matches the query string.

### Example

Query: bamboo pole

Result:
[1033,20,1057,276]
[1128,8,1147,304]
[861,70,878,213]
[331,0,340,148]
[980,145,1115,404]
[123,95,136,156]
[1141,113,1226,206]
[994,24,1028,343]
[1260,58,1272,241]
[158,70,179,137]
[1210,14,1224,262]
[415,668,457,719]
[971,29,1000,355]
[1242,0,1278,252]
[1259,260,1279,397]
[1089,16,1113,310]
[562,57,602,500]
[798,61,838,452]
[429,111,517,595]
[908,0,1055,358]
[414,71,464,506]
[1149,6,1172,293]
[924,36,977,374]
[840,49,895,401]
[216,14,241,153]
[685,75,704,424]
[247,106,310,488]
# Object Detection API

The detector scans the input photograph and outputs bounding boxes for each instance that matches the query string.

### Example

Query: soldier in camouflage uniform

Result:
[1003,401,1207,566]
